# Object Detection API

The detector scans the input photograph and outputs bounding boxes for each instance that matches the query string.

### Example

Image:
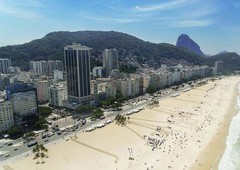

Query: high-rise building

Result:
[64,44,93,106]
[29,60,63,75]
[54,70,66,81]
[34,81,49,103]
[0,58,11,74]
[6,84,38,117]
[49,82,68,107]
[0,100,14,132]
[214,61,224,74]
[92,67,105,78]
[103,49,119,76]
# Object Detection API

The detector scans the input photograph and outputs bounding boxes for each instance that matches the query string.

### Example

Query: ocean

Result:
[218,84,240,170]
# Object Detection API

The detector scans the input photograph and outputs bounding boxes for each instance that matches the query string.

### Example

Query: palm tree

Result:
[38,144,44,150]
[33,144,48,163]
[40,152,46,163]
[33,144,40,156]
[34,152,40,164]
[32,146,39,155]
[43,147,48,158]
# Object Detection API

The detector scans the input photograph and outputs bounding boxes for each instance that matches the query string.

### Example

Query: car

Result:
[7,143,13,146]
[44,139,49,142]
[14,148,18,151]
[5,154,10,158]
[100,115,105,119]
[57,132,62,135]
[81,119,86,125]
[90,117,96,121]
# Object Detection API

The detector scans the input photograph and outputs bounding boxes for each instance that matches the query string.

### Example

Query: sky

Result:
[0,0,239,55]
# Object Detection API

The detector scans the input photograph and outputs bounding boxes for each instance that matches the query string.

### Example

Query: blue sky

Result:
[0,0,239,55]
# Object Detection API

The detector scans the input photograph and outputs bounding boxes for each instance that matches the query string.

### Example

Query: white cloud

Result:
[175,20,214,28]
[182,7,218,18]
[135,0,187,12]
[82,15,141,24]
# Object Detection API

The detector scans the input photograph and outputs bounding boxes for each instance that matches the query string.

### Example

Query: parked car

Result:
[5,154,10,158]
[7,143,13,146]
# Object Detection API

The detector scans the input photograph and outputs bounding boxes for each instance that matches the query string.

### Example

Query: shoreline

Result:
[3,76,240,170]
[191,79,240,170]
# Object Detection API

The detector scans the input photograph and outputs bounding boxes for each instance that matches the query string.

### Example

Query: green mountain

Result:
[207,52,240,73]
[0,31,206,70]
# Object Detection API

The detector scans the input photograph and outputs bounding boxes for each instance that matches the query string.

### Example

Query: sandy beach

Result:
[2,76,239,170]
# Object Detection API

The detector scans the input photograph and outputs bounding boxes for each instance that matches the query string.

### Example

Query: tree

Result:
[34,117,48,130]
[32,144,48,163]
[40,152,46,163]
[76,105,95,113]
[92,108,104,119]
[33,145,40,154]
[146,86,155,94]
[23,132,37,142]
[8,125,24,138]
[43,147,48,158]
[34,152,40,164]
[112,102,122,110]
[38,106,52,117]
[115,114,127,126]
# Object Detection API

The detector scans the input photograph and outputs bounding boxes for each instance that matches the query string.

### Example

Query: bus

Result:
[27,141,38,147]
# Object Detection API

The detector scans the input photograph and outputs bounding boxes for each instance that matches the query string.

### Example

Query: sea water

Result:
[219,84,240,170]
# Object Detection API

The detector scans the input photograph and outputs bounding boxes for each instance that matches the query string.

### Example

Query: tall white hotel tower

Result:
[103,49,119,76]
[64,44,94,107]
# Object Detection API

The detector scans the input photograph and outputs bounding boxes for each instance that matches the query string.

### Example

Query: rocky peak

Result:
[176,34,205,56]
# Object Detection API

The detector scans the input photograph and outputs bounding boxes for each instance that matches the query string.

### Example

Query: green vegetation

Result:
[0,30,238,75]
[115,114,127,126]
[207,52,240,73]
[100,93,124,110]
[22,114,48,130]
[33,144,48,164]
[0,31,207,71]
[7,125,24,138]
[92,108,104,119]
[76,105,95,114]
[146,86,155,94]
[34,117,48,130]
[119,65,137,73]
[76,105,104,119]
[23,132,37,142]
[38,106,52,117]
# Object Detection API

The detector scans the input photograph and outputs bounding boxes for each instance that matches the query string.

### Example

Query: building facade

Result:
[34,81,49,103]
[92,67,105,78]
[29,60,63,75]
[64,44,93,106]
[6,84,38,116]
[103,49,119,76]
[49,82,68,107]
[214,61,224,74]
[0,100,14,132]
[0,58,11,74]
